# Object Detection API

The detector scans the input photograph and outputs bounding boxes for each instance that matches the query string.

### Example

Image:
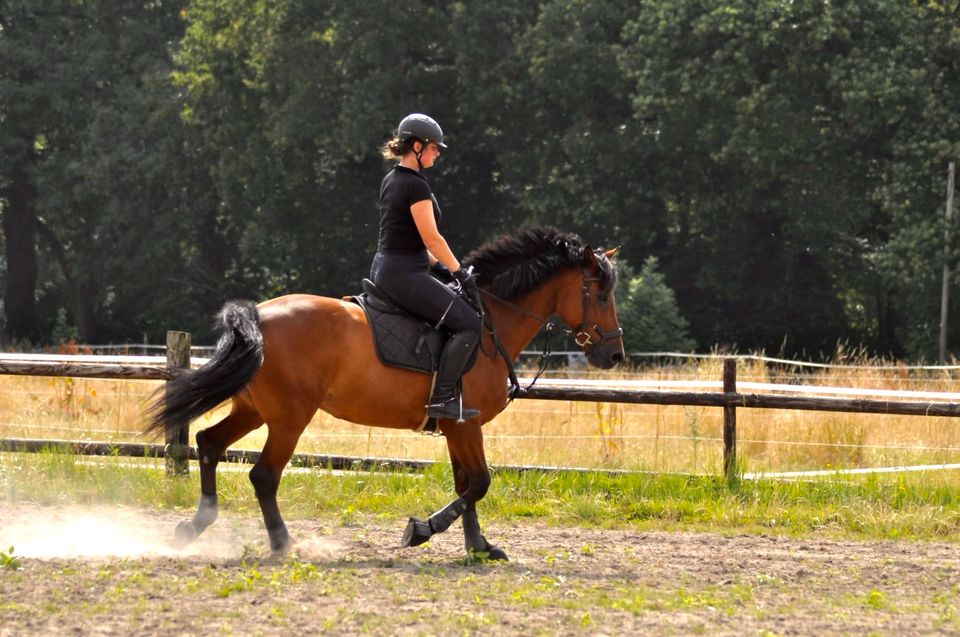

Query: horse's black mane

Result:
[462,226,617,301]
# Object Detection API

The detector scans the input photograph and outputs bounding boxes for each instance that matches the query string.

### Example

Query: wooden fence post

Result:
[165,331,191,476]
[722,358,738,484]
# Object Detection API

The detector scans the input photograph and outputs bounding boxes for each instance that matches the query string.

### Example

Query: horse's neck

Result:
[485,283,562,361]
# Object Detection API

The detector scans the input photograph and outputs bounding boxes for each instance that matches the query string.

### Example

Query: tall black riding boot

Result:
[426,331,480,421]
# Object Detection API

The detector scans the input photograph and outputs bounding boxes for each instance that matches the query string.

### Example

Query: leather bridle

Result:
[473,261,623,396]
[480,265,621,346]
[572,266,624,347]
[478,261,622,349]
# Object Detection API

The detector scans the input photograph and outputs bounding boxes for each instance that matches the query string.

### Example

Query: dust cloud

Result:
[0,504,346,562]
[0,505,241,560]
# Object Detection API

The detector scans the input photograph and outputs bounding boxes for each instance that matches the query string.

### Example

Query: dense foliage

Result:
[2,0,959,359]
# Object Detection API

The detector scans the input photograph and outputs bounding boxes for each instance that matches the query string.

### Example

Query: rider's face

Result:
[418,142,441,168]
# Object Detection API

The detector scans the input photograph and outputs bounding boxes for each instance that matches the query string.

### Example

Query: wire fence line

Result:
[2,419,959,454]
[2,350,960,478]
[625,351,960,371]
[7,352,960,396]
[12,347,960,369]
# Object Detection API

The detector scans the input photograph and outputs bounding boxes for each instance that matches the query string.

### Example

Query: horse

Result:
[146,225,625,561]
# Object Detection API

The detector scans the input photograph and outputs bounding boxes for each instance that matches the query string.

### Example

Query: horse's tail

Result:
[145,300,264,438]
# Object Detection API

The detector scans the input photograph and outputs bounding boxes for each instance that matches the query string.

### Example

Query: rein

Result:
[476,288,554,394]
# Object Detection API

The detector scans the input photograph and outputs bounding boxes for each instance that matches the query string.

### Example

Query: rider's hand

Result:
[453,267,477,292]
[453,267,481,308]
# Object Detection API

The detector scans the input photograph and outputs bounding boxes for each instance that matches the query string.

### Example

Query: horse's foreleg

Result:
[451,453,508,561]
[402,496,469,547]
[402,425,507,560]
[174,403,262,548]
[461,509,506,561]
[401,426,482,548]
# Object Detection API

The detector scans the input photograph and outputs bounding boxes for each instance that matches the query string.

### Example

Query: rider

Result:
[370,113,482,421]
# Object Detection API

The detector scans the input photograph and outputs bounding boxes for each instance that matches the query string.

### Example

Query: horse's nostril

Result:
[612,352,624,364]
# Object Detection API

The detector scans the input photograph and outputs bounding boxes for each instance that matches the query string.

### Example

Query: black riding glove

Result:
[453,268,481,308]
[453,267,477,290]
[430,261,453,282]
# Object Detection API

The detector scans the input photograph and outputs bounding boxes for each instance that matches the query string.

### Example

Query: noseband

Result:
[573,266,624,347]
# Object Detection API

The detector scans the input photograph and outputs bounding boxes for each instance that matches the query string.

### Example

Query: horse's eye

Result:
[597,293,609,305]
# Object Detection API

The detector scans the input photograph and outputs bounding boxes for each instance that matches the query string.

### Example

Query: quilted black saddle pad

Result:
[349,279,446,375]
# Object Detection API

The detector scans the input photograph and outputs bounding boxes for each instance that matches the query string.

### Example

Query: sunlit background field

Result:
[2,354,960,476]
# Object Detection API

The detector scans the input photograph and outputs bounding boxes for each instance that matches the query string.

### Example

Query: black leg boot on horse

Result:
[426,331,480,421]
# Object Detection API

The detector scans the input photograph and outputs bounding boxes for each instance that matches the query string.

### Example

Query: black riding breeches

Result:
[370,250,481,335]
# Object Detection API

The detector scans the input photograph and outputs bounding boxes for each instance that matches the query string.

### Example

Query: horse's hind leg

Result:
[249,418,309,554]
[174,399,262,548]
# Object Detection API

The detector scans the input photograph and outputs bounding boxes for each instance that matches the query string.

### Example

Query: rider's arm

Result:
[410,199,462,272]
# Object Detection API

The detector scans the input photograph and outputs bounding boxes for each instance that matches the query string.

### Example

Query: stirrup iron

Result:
[426,393,478,422]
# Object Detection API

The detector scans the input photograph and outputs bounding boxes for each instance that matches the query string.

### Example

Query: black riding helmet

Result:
[397,113,448,149]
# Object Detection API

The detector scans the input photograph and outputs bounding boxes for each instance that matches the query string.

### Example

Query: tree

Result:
[619,0,960,357]
[0,3,53,342]
[172,0,535,300]
[488,0,664,261]
[862,2,960,359]
[4,0,959,359]
[616,257,696,353]
[0,0,194,343]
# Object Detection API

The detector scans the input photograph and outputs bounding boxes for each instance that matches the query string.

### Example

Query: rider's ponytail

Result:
[380,136,414,160]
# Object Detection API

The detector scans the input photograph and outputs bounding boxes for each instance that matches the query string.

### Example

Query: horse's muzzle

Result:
[586,342,626,369]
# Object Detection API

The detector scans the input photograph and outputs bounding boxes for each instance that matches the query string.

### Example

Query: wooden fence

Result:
[3,333,960,482]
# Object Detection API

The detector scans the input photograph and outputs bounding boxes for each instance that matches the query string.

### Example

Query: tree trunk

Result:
[33,217,100,342]
[2,161,43,343]
[69,279,99,342]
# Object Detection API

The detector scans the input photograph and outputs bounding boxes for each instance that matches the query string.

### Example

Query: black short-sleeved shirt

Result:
[376,165,442,253]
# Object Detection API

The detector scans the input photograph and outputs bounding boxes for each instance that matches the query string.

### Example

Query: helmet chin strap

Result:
[414,141,424,171]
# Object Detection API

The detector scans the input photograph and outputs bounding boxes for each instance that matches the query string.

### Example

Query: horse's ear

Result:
[604,246,621,260]
[583,244,598,266]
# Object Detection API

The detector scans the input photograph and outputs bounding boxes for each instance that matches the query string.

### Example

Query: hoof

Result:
[173,520,198,548]
[401,517,432,548]
[467,543,509,562]
[485,545,509,562]
[270,541,294,556]
[268,525,293,555]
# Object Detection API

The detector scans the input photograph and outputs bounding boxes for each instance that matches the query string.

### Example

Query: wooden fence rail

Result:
[4,334,960,481]
[0,437,437,473]
[0,360,171,380]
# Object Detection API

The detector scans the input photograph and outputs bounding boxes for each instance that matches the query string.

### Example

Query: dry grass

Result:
[2,355,960,474]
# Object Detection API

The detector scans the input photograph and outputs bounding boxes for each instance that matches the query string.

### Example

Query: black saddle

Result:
[349,278,452,375]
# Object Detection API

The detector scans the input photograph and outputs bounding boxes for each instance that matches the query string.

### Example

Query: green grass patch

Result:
[0,545,22,570]
[2,449,960,541]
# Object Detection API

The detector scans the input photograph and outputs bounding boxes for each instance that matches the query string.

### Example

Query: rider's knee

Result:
[457,328,480,347]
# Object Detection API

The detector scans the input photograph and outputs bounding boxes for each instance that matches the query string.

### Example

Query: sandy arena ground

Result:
[1,504,959,635]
